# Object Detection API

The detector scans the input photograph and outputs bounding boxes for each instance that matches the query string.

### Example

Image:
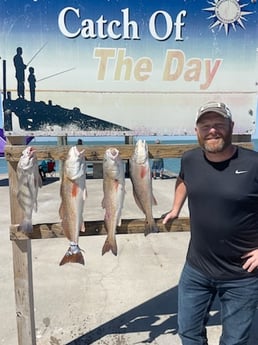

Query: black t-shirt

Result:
[180,146,258,280]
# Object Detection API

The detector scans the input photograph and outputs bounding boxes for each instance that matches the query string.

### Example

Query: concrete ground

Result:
[1,174,258,345]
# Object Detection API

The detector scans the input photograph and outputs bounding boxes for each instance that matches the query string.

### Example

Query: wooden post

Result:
[58,135,67,176]
[12,241,36,345]
[7,136,36,345]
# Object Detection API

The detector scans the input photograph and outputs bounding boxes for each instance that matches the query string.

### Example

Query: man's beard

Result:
[198,134,231,153]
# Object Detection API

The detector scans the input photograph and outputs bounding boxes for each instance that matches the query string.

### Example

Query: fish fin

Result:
[84,188,87,200]
[38,175,43,188]
[140,166,147,179]
[144,219,159,236]
[19,219,33,233]
[59,247,85,266]
[59,202,64,219]
[102,237,118,256]
[34,200,38,213]
[152,194,158,206]
[80,222,86,233]
[132,188,145,213]
[72,182,79,197]
[114,179,119,191]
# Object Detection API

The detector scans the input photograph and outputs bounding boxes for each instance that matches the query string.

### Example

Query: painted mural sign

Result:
[1,0,257,136]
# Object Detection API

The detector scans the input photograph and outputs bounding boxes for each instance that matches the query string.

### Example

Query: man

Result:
[163,101,258,345]
[13,47,27,98]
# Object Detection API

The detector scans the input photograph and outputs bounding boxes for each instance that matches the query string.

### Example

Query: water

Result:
[1,138,258,175]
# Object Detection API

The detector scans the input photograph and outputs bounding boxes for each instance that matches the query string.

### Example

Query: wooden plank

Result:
[10,217,190,240]
[7,136,36,345]
[12,241,36,345]
[4,141,253,162]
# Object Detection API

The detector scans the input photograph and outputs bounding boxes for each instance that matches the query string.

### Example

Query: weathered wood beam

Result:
[4,141,253,162]
[7,136,36,345]
[10,217,190,241]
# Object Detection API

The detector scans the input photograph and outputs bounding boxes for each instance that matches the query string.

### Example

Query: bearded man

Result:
[163,101,258,345]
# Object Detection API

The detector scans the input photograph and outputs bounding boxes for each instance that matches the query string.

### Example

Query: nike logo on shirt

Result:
[235,170,248,174]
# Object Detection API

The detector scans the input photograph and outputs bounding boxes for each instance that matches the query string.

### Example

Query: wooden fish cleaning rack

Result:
[5,134,253,345]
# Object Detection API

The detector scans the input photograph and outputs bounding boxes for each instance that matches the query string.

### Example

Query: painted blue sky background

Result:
[0,0,257,93]
[0,0,257,136]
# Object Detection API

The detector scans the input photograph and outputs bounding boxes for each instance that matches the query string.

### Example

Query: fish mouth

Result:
[107,148,119,159]
[25,146,36,158]
[136,139,146,147]
[134,140,148,164]
[70,146,80,157]
[69,145,85,158]
[135,139,147,151]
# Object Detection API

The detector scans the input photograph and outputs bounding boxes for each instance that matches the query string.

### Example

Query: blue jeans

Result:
[178,263,258,345]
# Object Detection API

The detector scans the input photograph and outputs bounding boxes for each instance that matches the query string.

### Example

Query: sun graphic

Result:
[203,0,254,35]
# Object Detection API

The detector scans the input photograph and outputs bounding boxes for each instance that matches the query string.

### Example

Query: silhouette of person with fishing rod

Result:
[13,47,27,99]
[13,43,74,104]
[13,43,47,101]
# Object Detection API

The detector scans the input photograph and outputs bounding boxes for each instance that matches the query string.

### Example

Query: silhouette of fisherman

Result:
[28,66,36,102]
[13,47,27,98]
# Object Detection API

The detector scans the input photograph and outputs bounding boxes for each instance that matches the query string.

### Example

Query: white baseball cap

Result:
[196,101,232,123]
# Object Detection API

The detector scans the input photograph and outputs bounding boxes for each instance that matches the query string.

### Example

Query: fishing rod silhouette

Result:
[37,68,75,82]
[26,42,48,66]
[25,42,75,82]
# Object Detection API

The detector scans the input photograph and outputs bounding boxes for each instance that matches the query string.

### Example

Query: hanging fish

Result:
[129,139,159,236]
[59,146,86,265]
[17,146,42,233]
[102,148,125,256]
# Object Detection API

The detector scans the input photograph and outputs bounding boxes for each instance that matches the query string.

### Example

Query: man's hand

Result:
[242,249,258,272]
[162,210,179,225]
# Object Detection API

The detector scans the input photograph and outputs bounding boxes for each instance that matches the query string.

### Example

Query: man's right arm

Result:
[162,177,187,224]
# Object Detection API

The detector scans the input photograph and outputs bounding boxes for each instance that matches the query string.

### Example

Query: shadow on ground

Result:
[0,176,59,187]
[66,286,223,345]
[65,286,258,344]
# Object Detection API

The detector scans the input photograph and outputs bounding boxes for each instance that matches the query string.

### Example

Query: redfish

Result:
[59,146,86,265]
[102,148,125,256]
[129,139,158,236]
[17,146,42,232]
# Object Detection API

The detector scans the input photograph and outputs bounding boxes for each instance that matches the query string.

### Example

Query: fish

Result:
[102,148,125,256]
[59,146,86,266]
[17,146,42,233]
[129,139,159,236]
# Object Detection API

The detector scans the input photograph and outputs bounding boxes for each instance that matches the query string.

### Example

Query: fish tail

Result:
[102,236,118,256]
[144,219,159,236]
[59,245,85,266]
[19,219,33,233]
